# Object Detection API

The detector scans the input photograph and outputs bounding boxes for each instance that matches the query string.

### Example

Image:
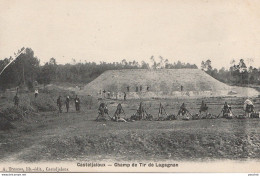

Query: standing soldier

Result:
[74,95,80,112]
[181,85,183,92]
[98,103,106,117]
[88,95,93,109]
[244,99,254,118]
[124,92,126,101]
[13,93,19,107]
[57,96,62,113]
[34,89,39,98]
[65,96,70,113]
[103,90,106,99]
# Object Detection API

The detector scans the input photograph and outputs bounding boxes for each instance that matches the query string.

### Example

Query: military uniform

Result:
[13,94,19,107]
[74,96,80,111]
[178,103,188,116]
[114,103,124,121]
[57,96,62,113]
[199,100,208,114]
[65,96,70,113]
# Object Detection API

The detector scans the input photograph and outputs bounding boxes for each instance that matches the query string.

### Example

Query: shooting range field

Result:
[1,95,260,162]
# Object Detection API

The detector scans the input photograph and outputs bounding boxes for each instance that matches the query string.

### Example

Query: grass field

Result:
[0,95,260,162]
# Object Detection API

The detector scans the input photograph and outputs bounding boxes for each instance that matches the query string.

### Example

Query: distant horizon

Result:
[1,46,260,70]
[1,46,260,71]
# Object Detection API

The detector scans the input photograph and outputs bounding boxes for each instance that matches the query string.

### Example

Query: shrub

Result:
[31,94,56,112]
[0,115,15,130]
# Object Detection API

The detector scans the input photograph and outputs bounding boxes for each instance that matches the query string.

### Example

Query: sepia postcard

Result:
[0,0,260,174]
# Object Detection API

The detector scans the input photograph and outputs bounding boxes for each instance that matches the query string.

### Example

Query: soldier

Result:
[87,95,93,109]
[137,102,145,120]
[74,95,80,112]
[178,103,188,116]
[98,103,106,117]
[244,99,254,118]
[34,89,39,98]
[246,104,254,118]
[124,92,126,101]
[199,100,208,114]
[65,96,70,113]
[57,96,62,113]
[220,102,232,118]
[158,103,168,120]
[97,102,110,120]
[114,103,125,121]
[13,93,19,107]
[103,90,106,99]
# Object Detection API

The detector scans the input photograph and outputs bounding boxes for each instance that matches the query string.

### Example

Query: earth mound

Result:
[81,69,259,99]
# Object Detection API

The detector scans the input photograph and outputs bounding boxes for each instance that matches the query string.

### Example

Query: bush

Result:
[31,94,56,111]
[0,115,15,130]
[0,92,57,122]
[0,87,98,130]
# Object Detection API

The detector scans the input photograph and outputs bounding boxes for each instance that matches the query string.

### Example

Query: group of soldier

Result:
[96,99,258,122]
[13,91,81,113]
[13,89,257,121]
[175,100,256,119]
[57,95,81,113]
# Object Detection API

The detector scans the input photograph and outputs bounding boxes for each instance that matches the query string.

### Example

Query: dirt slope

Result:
[81,69,259,99]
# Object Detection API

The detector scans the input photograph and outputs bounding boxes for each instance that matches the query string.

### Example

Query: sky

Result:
[0,0,260,69]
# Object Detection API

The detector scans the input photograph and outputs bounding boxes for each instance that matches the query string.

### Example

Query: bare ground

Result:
[0,97,260,162]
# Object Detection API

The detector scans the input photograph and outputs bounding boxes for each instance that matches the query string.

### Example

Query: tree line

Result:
[201,59,260,86]
[0,47,259,91]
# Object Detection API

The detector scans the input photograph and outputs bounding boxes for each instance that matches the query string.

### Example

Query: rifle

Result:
[186,109,194,118]
[176,107,193,119]
[121,107,127,118]
[230,109,236,118]
[158,102,169,117]
[161,105,168,116]
[217,109,223,118]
